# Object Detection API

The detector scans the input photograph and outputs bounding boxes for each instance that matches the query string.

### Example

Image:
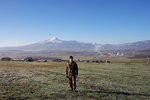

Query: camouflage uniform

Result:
[66,61,78,91]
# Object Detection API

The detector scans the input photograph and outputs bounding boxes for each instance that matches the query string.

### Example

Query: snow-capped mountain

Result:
[0,37,95,51]
[0,37,150,51]
[43,37,63,43]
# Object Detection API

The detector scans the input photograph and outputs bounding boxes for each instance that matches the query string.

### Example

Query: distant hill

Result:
[98,40,150,51]
[0,37,150,51]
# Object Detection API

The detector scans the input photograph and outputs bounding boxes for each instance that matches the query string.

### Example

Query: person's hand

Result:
[66,75,69,78]
[76,75,78,78]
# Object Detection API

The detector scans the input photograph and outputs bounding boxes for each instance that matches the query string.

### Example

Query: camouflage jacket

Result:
[66,61,78,78]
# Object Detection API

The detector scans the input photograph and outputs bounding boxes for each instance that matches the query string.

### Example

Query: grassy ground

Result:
[0,61,150,100]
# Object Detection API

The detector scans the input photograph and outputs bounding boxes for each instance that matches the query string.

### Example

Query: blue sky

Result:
[0,0,150,47]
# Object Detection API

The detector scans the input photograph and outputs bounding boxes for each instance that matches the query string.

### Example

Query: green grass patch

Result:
[0,61,150,99]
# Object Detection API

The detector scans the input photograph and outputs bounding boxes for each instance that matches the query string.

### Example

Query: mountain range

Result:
[0,37,150,51]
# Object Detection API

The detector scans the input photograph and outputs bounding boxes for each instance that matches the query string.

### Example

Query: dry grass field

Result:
[0,61,150,100]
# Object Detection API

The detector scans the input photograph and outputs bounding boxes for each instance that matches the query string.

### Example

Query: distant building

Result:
[37,59,47,62]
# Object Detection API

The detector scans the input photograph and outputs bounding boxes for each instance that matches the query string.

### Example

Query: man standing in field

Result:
[66,56,78,92]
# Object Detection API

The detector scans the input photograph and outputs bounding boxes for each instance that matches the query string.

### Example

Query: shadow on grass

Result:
[81,90,150,97]
[1,90,150,100]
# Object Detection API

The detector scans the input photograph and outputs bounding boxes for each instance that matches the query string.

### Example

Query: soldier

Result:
[66,56,78,92]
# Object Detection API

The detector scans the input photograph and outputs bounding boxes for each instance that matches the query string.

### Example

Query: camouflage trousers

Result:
[68,75,77,91]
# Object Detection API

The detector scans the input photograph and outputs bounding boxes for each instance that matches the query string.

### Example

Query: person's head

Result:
[69,56,73,62]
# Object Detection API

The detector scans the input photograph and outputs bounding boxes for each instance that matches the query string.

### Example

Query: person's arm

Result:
[76,63,78,75]
[66,65,69,78]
